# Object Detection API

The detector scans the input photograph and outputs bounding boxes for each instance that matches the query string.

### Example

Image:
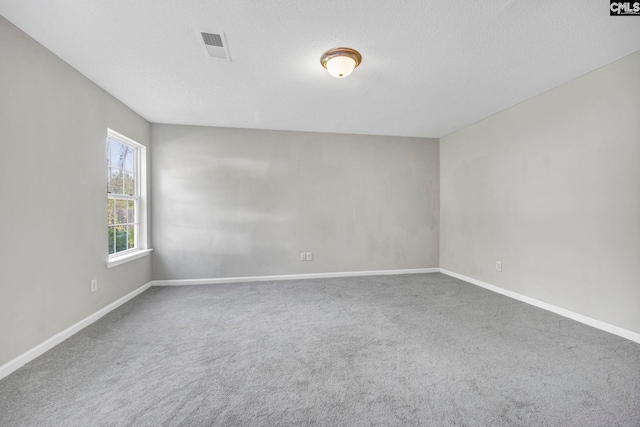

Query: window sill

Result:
[107,249,153,268]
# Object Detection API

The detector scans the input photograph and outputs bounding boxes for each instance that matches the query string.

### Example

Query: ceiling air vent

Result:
[199,31,231,60]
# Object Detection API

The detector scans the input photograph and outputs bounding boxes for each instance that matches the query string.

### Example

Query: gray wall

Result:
[440,51,640,335]
[151,125,439,280]
[0,17,152,366]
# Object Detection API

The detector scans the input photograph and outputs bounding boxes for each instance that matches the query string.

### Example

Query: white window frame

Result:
[106,129,151,268]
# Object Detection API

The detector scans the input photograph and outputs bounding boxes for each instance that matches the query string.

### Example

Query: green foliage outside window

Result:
[108,227,135,254]
[108,135,138,256]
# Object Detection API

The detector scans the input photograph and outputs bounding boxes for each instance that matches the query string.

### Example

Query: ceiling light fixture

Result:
[320,47,362,78]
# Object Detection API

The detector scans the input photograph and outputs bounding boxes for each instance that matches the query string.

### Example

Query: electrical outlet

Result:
[496,261,502,272]
[301,252,306,261]
[90,279,98,293]
[306,252,313,261]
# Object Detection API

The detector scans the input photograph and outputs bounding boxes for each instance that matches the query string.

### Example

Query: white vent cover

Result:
[199,31,231,60]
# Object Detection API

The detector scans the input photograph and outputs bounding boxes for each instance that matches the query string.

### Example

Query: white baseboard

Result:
[440,269,640,344]
[151,268,440,287]
[0,281,153,381]
[7,267,634,382]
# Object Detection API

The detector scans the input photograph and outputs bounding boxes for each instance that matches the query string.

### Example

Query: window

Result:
[107,129,148,265]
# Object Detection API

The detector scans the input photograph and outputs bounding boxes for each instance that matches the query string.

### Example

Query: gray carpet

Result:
[1,273,639,426]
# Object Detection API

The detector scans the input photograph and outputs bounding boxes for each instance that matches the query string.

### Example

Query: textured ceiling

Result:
[1,1,639,138]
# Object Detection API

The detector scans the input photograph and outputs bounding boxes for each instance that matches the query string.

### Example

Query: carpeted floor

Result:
[0,273,639,426]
